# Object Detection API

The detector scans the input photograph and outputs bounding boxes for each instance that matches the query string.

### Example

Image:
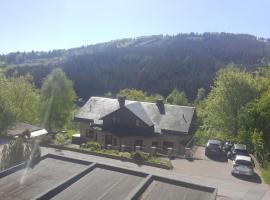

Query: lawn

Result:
[262,167,270,184]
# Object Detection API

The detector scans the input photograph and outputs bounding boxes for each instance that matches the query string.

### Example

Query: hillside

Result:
[1,33,270,100]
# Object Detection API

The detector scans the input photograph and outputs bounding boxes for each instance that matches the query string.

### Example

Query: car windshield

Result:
[235,149,249,156]
[209,143,220,148]
[235,160,252,167]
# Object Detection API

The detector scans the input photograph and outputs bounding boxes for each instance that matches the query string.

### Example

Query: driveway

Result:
[172,146,270,200]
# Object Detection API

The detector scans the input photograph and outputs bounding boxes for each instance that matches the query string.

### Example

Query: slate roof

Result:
[75,97,195,134]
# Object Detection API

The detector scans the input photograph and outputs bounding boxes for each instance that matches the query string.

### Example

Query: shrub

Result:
[54,133,70,145]
[148,156,173,169]
[119,152,131,160]
[84,141,101,151]
[131,151,149,163]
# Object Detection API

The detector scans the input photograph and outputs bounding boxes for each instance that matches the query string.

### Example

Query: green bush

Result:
[119,152,131,160]
[54,133,70,145]
[84,141,101,151]
[148,156,173,169]
[131,151,149,163]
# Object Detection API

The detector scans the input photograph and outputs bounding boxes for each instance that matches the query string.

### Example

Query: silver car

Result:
[232,155,254,176]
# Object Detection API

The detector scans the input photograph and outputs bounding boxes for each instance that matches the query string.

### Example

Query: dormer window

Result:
[136,120,140,126]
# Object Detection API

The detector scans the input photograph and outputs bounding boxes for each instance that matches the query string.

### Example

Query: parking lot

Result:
[171,146,269,200]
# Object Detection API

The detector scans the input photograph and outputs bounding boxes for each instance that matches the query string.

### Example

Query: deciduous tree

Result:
[41,68,76,131]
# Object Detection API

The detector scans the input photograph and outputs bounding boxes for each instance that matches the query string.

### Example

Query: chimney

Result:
[118,96,126,107]
[156,99,165,114]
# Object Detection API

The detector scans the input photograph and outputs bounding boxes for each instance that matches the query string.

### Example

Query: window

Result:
[113,117,120,123]
[85,129,93,138]
[152,141,159,147]
[134,139,143,147]
[163,141,174,150]
[113,138,117,146]
[135,119,140,126]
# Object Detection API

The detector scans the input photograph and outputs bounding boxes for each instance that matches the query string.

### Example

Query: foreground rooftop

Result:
[0,154,216,200]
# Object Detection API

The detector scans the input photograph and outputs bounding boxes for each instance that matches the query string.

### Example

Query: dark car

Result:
[228,144,249,160]
[205,139,223,156]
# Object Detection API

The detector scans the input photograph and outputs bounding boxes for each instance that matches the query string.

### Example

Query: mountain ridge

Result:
[1,32,270,100]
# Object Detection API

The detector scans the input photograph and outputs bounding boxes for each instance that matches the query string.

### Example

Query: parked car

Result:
[205,139,223,156]
[232,155,254,176]
[228,144,249,160]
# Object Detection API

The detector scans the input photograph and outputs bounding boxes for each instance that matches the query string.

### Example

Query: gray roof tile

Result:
[75,97,195,134]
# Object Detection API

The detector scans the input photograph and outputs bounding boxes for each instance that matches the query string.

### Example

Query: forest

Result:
[1,32,270,101]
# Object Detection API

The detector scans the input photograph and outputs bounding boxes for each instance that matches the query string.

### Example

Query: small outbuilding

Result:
[5,122,48,139]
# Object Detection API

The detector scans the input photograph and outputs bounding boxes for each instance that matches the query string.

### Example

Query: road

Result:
[41,146,270,200]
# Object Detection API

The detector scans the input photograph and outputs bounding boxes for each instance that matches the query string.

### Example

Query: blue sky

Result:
[0,0,269,53]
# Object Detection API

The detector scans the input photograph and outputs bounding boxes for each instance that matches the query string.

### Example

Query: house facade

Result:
[75,96,196,154]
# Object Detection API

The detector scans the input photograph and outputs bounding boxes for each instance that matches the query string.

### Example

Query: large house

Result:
[75,96,196,153]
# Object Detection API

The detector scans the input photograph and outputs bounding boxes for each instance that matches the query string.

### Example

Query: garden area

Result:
[80,141,173,168]
[43,135,173,169]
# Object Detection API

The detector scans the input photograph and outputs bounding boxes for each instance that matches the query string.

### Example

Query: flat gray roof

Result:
[141,180,214,200]
[0,154,217,200]
[0,156,89,200]
[52,167,144,200]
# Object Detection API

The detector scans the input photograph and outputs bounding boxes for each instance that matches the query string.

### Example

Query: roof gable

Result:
[100,102,153,127]
[125,102,154,126]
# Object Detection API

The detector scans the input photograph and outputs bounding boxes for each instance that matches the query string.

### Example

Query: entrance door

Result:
[105,135,112,145]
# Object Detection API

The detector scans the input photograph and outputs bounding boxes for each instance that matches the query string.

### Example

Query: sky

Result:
[0,0,269,54]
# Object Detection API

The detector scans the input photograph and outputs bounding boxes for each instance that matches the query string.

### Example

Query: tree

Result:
[0,138,41,170]
[41,68,76,131]
[0,96,15,134]
[194,88,206,105]
[166,88,189,106]
[202,65,258,136]
[0,75,40,135]
[3,76,41,123]
[118,88,164,103]
[104,91,113,98]
[239,87,270,159]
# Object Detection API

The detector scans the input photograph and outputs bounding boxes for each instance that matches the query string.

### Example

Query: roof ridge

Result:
[91,96,195,108]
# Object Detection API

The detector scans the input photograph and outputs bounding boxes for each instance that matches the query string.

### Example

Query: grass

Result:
[262,166,270,184]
